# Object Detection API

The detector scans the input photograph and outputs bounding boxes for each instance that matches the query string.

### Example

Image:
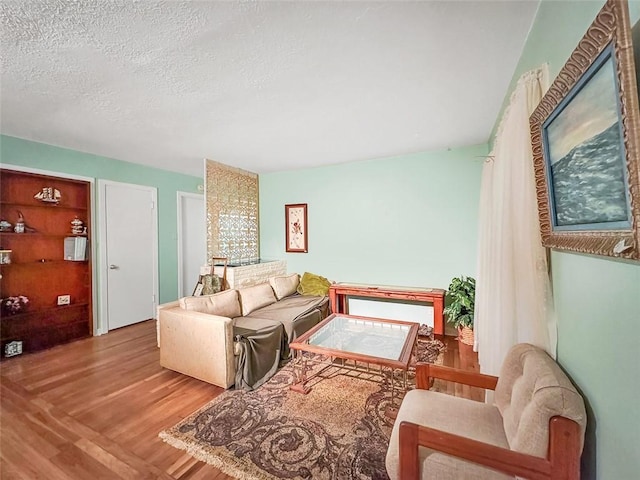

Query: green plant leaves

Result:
[444,275,476,329]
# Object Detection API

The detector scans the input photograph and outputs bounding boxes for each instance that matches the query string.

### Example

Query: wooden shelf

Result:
[0,232,87,238]
[1,168,93,357]
[0,303,90,321]
[1,260,89,267]
[0,201,87,211]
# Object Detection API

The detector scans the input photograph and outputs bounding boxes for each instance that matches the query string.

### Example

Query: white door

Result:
[99,181,158,331]
[177,192,206,297]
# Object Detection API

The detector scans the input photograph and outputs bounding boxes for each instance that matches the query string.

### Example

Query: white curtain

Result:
[474,65,557,376]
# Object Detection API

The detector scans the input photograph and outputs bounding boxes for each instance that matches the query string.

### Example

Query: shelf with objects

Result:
[0,168,93,358]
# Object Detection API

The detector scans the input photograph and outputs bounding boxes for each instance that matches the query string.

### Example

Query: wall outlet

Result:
[5,341,22,357]
[57,294,71,305]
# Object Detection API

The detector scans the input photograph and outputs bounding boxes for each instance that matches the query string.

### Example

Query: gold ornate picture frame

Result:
[285,203,308,253]
[530,0,640,260]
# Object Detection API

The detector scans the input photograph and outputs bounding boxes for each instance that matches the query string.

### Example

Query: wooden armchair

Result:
[385,343,586,480]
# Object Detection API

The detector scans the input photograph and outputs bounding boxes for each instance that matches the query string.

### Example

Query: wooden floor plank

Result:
[4,411,67,458]
[1,319,480,479]
[73,438,145,480]
[1,320,229,479]
[50,442,128,480]
[0,378,39,415]
[0,431,77,480]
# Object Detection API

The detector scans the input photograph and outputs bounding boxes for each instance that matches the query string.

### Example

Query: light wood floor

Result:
[0,320,480,479]
[435,334,485,402]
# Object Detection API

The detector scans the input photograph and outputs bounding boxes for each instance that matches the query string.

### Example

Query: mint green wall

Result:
[0,135,202,307]
[501,1,640,478]
[260,145,486,289]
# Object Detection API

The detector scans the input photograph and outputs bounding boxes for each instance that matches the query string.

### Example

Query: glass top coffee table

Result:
[289,313,419,400]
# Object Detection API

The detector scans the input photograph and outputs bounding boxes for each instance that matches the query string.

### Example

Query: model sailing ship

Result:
[34,187,61,204]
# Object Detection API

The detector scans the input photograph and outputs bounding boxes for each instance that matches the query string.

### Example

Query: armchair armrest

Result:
[415,363,498,390]
[399,416,581,480]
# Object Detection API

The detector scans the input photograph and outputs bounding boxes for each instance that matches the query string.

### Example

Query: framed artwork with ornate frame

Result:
[285,203,308,253]
[529,0,640,260]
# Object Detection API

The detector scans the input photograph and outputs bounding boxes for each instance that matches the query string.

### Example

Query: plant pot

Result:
[1,305,25,316]
[458,326,474,346]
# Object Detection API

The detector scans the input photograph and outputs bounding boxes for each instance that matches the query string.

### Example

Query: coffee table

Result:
[289,314,419,401]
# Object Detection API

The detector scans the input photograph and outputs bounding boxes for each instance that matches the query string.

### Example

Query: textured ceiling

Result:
[0,1,539,177]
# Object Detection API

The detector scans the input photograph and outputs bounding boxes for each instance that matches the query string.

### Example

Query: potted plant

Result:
[1,295,29,316]
[443,276,475,345]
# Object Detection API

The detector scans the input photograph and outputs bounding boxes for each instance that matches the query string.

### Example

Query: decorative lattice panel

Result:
[205,160,259,265]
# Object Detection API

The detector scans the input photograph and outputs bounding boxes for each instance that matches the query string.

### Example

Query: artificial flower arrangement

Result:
[1,295,29,315]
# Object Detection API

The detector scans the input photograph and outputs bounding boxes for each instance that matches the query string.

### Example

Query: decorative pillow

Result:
[269,273,300,300]
[199,274,223,295]
[179,289,240,318]
[297,272,331,296]
[238,283,277,315]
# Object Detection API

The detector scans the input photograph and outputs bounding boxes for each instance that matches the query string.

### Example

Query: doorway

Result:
[177,192,206,297]
[98,180,158,332]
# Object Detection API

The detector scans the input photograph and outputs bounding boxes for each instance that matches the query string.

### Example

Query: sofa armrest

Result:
[414,363,498,390]
[158,306,235,388]
[156,300,180,347]
[398,416,581,480]
[158,300,180,310]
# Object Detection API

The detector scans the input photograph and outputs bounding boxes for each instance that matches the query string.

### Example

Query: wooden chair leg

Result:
[399,422,420,479]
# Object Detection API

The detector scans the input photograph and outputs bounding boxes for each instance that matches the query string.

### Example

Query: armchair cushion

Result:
[495,344,587,457]
[386,390,512,480]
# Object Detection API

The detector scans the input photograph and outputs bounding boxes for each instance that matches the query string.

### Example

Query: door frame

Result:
[176,191,205,298]
[97,180,159,335]
[0,163,99,335]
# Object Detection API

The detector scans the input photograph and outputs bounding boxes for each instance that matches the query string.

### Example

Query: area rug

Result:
[159,337,445,480]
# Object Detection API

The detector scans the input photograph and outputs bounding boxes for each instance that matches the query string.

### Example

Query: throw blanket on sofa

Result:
[234,318,286,391]
[234,295,329,390]
[244,294,330,343]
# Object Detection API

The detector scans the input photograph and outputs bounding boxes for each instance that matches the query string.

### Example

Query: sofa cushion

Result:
[269,273,300,300]
[494,343,587,457]
[178,289,240,318]
[297,271,331,296]
[238,283,277,315]
[386,389,512,480]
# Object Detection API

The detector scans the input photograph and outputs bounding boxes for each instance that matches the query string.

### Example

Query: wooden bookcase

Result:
[0,169,92,357]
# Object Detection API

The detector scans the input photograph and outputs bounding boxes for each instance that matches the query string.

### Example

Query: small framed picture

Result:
[192,282,204,296]
[285,203,308,253]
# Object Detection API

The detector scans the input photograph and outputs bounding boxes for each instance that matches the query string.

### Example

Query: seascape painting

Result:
[634,19,640,99]
[530,0,640,259]
[545,53,629,228]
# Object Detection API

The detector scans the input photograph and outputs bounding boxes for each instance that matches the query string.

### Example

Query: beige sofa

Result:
[386,343,587,479]
[157,273,329,389]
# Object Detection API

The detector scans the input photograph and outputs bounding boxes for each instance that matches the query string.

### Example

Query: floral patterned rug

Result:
[159,337,445,480]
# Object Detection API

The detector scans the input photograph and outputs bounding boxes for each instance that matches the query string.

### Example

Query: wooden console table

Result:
[329,283,446,335]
